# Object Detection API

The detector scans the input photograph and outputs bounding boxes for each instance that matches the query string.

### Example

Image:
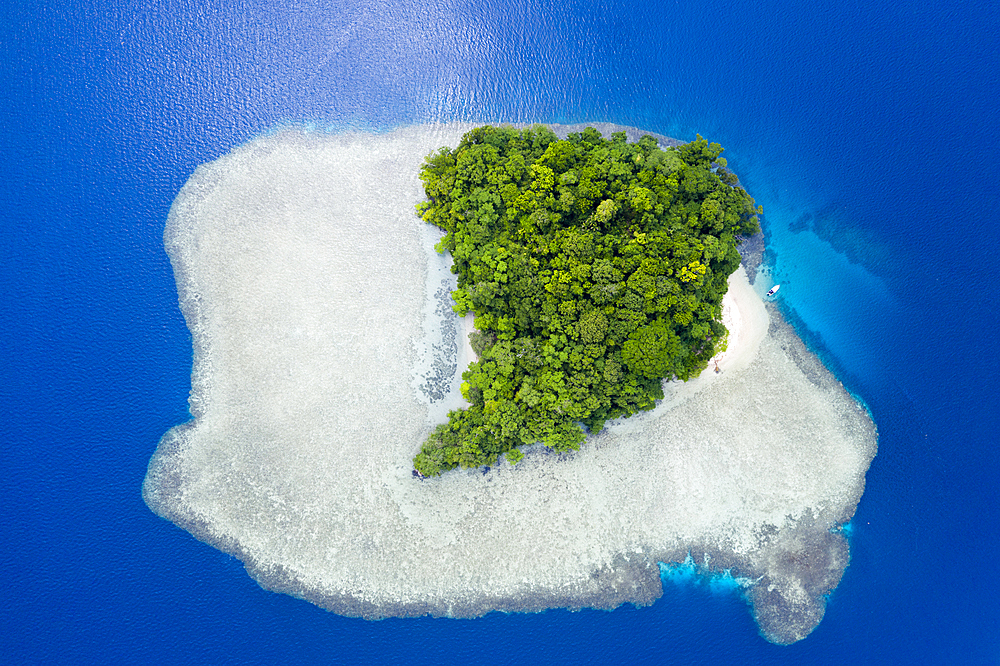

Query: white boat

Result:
[766,284,780,297]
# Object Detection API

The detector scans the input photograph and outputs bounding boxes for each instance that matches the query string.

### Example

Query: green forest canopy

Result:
[413,125,760,477]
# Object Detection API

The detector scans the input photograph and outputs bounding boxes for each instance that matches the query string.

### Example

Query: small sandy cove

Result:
[709,265,769,374]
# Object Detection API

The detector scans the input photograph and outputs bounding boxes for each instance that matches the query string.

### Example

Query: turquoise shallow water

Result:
[3,0,999,662]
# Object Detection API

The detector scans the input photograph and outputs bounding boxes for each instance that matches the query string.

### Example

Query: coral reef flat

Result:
[144,123,876,644]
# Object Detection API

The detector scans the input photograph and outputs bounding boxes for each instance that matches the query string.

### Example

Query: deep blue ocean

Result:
[3,0,998,662]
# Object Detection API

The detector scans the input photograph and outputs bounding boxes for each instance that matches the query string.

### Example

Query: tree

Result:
[621,319,684,380]
[412,125,760,477]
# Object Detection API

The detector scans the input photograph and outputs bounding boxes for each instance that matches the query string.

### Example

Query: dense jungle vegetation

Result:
[412,125,760,477]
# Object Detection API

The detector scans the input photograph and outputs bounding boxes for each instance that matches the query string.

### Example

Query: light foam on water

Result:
[144,123,876,644]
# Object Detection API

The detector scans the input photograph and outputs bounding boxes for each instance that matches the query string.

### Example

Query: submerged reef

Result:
[144,123,877,644]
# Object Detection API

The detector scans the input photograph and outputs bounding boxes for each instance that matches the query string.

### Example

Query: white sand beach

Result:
[711,266,770,373]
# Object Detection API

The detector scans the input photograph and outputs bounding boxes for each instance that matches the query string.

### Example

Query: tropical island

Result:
[414,125,760,476]
[144,122,876,645]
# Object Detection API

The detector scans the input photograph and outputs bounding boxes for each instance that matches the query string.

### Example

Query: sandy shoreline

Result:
[708,266,770,373]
